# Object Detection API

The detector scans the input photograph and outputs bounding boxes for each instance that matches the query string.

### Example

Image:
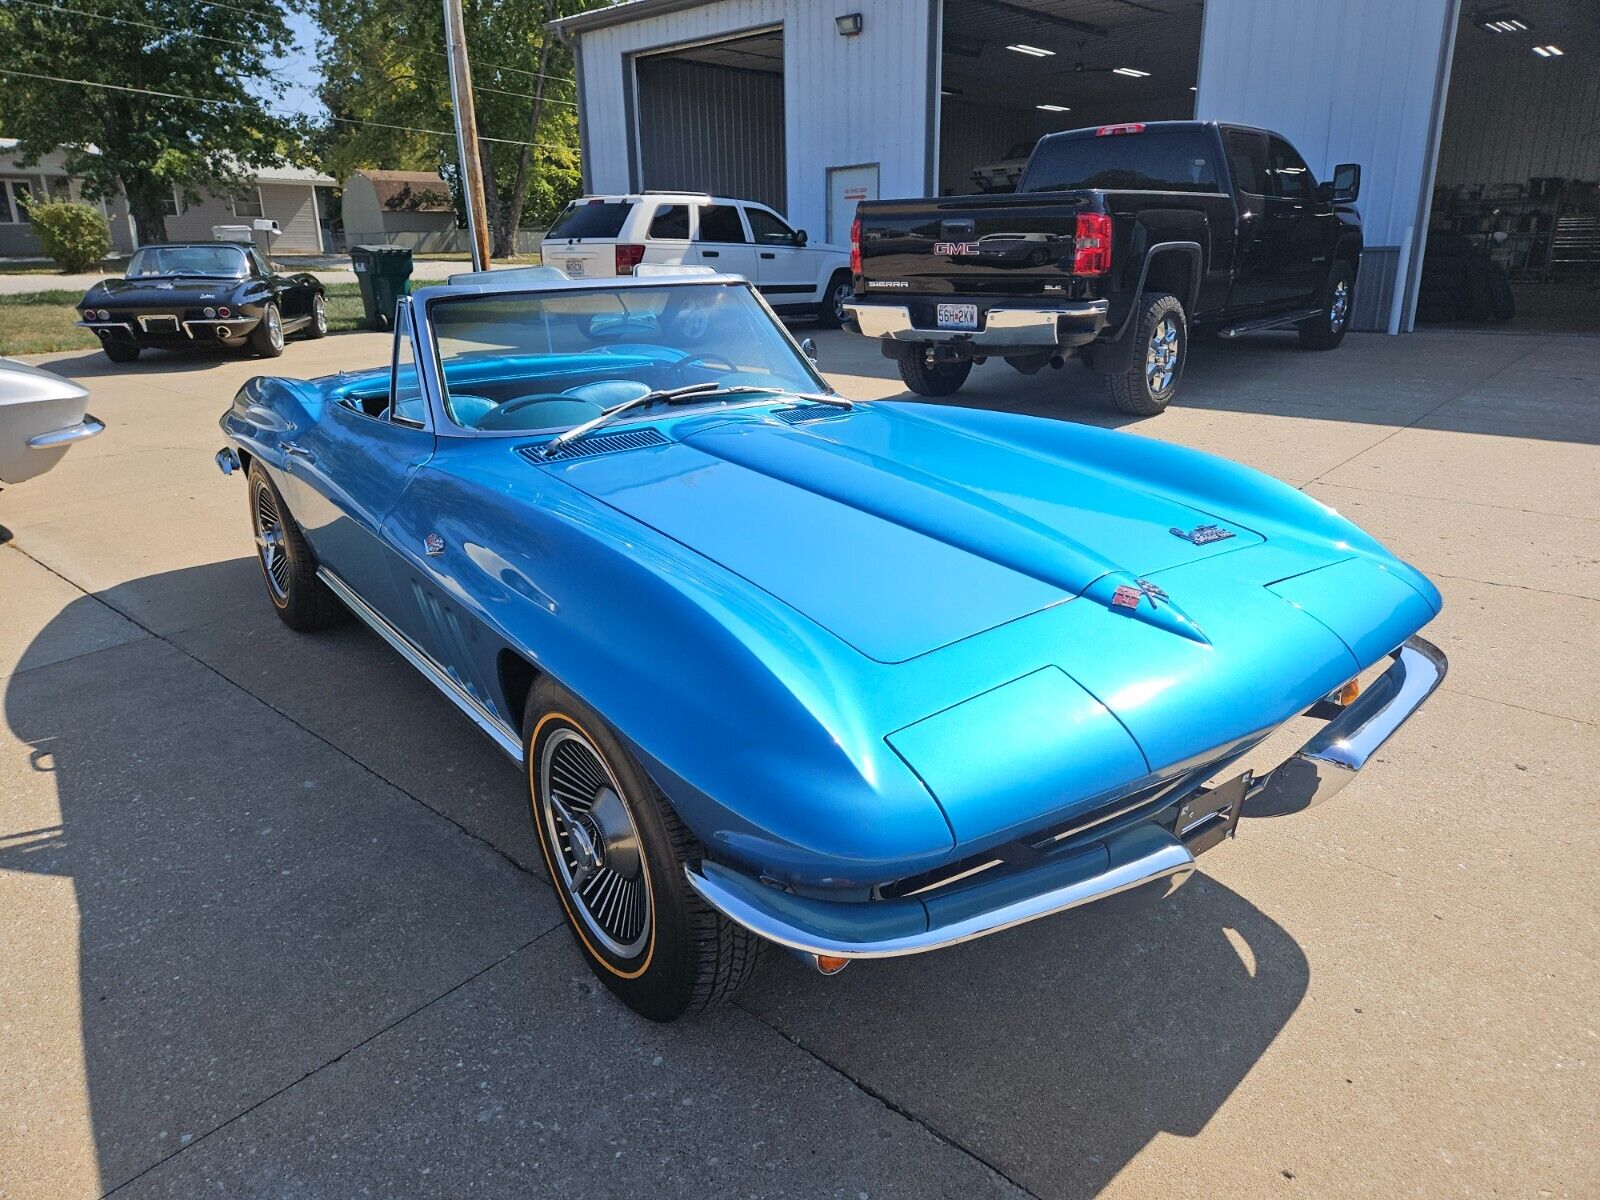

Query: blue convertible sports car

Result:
[217,271,1446,1021]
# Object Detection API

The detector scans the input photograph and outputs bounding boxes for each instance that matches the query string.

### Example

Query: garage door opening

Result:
[938,0,1203,197]
[632,28,785,211]
[1420,1,1600,332]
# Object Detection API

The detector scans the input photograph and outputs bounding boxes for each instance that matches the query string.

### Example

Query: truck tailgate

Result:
[857,193,1093,297]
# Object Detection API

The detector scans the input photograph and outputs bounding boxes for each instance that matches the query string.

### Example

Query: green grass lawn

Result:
[0,283,370,356]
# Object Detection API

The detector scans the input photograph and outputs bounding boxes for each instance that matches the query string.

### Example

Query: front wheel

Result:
[249,302,285,358]
[525,678,765,1022]
[303,293,329,339]
[1298,262,1353,350]
[246,461,345,631]
[896,348,973,397]
[1103,292,1185,416]
[815,271,852,329]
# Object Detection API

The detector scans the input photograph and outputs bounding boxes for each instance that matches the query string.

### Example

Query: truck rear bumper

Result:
[845,300,1108,352]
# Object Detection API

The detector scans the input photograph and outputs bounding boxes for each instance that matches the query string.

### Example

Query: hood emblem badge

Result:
[423,532,446,556]
[1112,580,1168,610]
[1170,523,1235,545]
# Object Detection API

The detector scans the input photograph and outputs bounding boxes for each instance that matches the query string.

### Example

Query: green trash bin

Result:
[350,244,414,331]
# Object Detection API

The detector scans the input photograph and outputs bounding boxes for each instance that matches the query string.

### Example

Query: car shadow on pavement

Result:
[3,560,1310,1197]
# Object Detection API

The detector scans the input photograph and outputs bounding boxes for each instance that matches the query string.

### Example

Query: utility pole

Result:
[443,0,492,271]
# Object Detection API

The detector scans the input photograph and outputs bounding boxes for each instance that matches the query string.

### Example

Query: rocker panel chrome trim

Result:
[316,567,524,763]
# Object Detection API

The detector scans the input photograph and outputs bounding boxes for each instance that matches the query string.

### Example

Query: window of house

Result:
[231,188,265,218]
[0,179,36,224]
[159,187,184,217]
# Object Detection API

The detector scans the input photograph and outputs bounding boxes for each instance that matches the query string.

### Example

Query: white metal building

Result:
[553,0,1599,334]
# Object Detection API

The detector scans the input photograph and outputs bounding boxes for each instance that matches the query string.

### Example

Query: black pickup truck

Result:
[845,121,1363,414]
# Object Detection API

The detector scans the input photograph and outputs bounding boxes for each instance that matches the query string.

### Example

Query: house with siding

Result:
[340,169,461,251]
[0,139,336,256]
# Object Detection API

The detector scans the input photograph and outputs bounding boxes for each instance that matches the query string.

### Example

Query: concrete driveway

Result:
[1,325,1595,1199]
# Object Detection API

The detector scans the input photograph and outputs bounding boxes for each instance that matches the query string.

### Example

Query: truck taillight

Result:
[1073,213,1112,275]
[850,217,861,275]
[615,243,646,273]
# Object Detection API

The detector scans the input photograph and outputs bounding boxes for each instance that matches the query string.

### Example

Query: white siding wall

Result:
[1197,0,1460,330]
[575,0,935,240]
[165,184,324,252]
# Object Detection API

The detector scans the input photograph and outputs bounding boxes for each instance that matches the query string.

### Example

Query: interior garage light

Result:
[1474,10,1529,33]
[1036,104,1071,112]
[1113,67,1151,77]
[1006,44,1054,57]
[1532,44,1563,56]
[835,13,863,36]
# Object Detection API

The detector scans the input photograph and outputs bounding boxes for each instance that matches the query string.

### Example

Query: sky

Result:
[259,8,327,121]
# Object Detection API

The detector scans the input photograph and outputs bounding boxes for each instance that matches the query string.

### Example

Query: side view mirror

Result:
[794,228,809,247]
[800,336,819,366]
[1330,162,1360,203]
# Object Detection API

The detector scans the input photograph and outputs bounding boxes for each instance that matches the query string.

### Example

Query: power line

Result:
[0,68,573,150]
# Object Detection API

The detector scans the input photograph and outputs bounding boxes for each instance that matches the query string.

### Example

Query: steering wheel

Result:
[474,394,601,431]
[667,352,736,386]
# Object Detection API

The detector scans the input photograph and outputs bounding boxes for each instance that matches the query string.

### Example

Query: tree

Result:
[0,1,309,244]
[314,0,592,258]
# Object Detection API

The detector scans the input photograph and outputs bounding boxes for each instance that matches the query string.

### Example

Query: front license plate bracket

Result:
[1175,771,1250,856]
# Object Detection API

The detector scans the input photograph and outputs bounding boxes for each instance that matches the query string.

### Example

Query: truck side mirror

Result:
[794,228,809,247]
[1331,163,1360,203]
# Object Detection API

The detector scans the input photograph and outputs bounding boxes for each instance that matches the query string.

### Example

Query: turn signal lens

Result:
[1073,212,1113,275]
[850,217,862,275]
[1334,678,1362,706]
[816,954,850,975]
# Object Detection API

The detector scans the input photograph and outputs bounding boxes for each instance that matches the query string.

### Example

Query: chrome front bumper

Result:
[845,300,1108,348]
[28,415,104,450]
[686,636,1447,960]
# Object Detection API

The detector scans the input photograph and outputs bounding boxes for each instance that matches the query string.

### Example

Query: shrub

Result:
[29,201,113,272]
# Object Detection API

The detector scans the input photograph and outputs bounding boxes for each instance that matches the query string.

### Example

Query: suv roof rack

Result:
[642,189,711,197]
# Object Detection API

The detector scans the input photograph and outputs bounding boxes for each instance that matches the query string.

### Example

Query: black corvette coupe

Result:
[77,242,327,363]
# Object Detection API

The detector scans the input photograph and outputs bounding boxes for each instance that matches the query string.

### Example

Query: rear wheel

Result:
[1103,292,1185,416]
[1298,262,1353,350]
[896,347,973,397]
[102,340,140,364]
[525,678,764,1022]
[816,271,852,329]
[249,303,285,358]
[246,461,345,631]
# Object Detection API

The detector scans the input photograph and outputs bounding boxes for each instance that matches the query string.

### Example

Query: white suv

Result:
[541,192,854,327]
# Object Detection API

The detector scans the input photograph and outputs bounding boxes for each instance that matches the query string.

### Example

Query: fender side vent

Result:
[772,403,843,426]
[520,427,670,463]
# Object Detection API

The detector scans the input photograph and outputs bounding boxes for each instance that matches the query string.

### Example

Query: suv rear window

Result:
[1022,129,1220,194]
[547,200,633,239]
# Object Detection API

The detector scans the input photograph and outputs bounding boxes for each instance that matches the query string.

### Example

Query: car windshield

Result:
[128,245,248,278]
[426,282,826,433]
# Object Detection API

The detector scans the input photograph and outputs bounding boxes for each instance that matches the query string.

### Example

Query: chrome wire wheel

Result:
[251,481,290,602]
[313,294,327,334]
[1146,315,1180,395]
[1329,277,1350,333]
[540,727,652,959]
[266,305,284,350]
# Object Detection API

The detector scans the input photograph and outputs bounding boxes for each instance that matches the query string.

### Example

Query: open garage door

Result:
[939,0,1203,197]
[633,28,786,211]
[1420,1,1600,332]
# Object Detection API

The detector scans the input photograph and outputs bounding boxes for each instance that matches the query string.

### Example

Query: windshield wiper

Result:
[540,384,853,459]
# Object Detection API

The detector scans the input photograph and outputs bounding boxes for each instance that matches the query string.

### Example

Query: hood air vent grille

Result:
[521,427,670,463]
[772,403,844,426]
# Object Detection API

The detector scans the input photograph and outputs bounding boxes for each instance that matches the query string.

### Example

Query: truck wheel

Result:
[897,348,973,397]
[1104,292,1185,416]
[815,271,852,329]
[1298,262,1353,350]
[524,677,765,1022]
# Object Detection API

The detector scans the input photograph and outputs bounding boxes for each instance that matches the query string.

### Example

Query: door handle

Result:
[702,250,720,258]
[760,251,776,259]
[283,442,317,465]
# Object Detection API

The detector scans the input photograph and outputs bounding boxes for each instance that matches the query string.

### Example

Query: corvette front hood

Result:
[554,407,1263,663]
